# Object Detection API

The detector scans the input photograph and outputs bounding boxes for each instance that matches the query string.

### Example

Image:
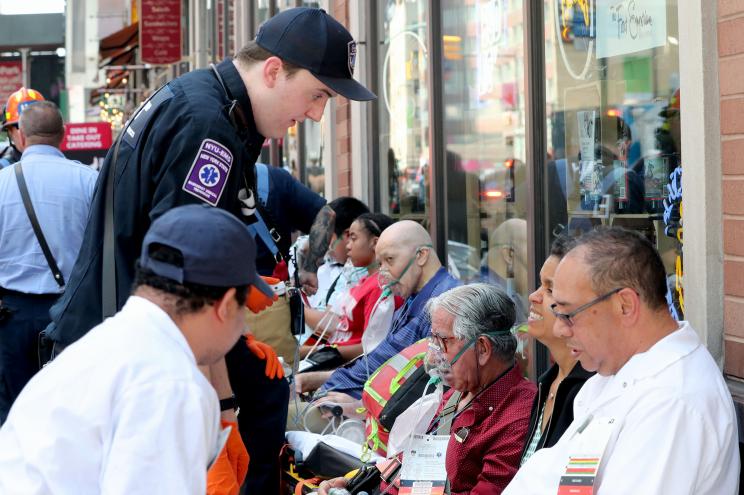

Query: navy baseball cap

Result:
[256,7,376,101]
[140,204,273,299]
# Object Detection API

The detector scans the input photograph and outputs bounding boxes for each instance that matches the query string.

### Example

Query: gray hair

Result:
[426,283,517,363]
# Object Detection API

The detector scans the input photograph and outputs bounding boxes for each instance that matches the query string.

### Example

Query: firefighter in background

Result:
[0,87,45,168]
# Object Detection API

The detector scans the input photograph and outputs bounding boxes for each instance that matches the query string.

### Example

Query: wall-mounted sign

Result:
[140,0,181,65]
[596,0,667,58]
[61,122,113,169]
[0,61,23,103]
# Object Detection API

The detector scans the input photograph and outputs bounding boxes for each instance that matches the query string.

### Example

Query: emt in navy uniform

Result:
[42,7,375,494]
[0,101,97,424]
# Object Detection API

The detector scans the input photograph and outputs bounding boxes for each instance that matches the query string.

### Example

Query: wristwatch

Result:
[219,395,238,412]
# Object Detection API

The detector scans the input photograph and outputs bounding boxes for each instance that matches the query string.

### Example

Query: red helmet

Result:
[2,87,45,130]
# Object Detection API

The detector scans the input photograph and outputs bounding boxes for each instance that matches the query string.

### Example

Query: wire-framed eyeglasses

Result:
[550,287,623,327]
[429,331,456,354]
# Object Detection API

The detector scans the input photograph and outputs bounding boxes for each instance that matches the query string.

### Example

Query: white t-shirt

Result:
[0,296,221,494]
[504,322,740,495]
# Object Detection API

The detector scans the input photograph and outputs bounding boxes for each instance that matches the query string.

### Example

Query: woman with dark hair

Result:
[300,213,401,362]
[519,235,594,464]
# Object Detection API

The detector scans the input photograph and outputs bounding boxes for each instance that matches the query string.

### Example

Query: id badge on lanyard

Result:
[399,434,449,495]
[557,416,616,495]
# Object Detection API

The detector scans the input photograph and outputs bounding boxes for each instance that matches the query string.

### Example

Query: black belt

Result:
[0,287,60,298]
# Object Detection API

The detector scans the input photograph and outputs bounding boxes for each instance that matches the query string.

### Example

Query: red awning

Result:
[99,22,138,68]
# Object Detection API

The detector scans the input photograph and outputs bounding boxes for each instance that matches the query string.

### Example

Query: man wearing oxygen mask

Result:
[292,220,459,430]
[318,284,535,495]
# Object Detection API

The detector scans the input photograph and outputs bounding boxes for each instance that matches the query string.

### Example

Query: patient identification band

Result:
[399,434,448,495]
[557,416,616,495]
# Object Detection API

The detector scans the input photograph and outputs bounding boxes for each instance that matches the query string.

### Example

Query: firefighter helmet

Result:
[1,87,45,130]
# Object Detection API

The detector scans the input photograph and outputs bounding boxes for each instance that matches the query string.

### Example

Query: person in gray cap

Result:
[0,204,274,494]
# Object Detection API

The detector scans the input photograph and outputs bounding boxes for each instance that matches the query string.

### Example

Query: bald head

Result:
[18,101,65,148]
[376,220,440,299]
[378,220,432,251]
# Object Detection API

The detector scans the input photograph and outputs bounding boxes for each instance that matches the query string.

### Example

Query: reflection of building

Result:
[380,0,429,218]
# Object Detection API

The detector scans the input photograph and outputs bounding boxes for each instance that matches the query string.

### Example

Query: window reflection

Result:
[544,0,683,319]
[441,0,529,325]
[378,0,430,222]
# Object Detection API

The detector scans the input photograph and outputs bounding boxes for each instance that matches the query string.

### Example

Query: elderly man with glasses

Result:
[504,227,740,495]
[318,284,536,495]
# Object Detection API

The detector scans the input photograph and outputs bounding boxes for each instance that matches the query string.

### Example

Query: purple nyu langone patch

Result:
[182,139,233,206]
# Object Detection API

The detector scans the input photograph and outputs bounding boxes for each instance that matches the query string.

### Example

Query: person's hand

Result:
[245,334,284,380]
[223,420,249,485]
[317,477,348,495]
[294,371,333,395]
[299,270,318,296]
[315,392,365,420]
[206,421,249,495]
[245,276,278,314]
[312,312,342,339]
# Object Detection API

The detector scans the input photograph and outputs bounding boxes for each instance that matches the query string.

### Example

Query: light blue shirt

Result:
[0,145,97,294]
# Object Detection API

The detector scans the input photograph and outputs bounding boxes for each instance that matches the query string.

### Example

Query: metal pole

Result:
[268,0,279,166]
[223,0,230,57]
[426,0,447,261]
[20,48,29,87]
[192,0,208,69]
[247,0,255,40]
[366,0,381,212]
[524,0,550,379]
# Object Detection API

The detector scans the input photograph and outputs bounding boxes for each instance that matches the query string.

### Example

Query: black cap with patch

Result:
[255,7,376,102]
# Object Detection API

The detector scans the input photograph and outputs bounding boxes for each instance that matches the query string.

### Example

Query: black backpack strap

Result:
[100,84,174,318]
[101,135,123,318]
[324,271,344,306]
[14,162,65,288]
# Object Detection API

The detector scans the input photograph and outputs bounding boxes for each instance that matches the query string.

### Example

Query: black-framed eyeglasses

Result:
[429,332,456,354]
[550,288,623,327]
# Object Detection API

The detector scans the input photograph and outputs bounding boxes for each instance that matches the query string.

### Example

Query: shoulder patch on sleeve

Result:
[121,84,174,149]
[182,138,234,206]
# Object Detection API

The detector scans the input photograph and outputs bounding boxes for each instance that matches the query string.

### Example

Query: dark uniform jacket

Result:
[45,59,290,494]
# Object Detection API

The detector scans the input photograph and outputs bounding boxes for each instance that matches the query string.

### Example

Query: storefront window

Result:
[441,0,530,323]
[377,0,430,223]
[255,0,271,26]
[303,120,325,197]
[544,0,683,318]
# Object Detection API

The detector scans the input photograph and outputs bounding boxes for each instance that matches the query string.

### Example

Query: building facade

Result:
[68,0,742,439]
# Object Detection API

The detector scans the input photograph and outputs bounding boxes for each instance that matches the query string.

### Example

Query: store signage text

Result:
[0,61,22,103]
[140,0,182,65]
[60,123,113,151]
[596,0,667,58]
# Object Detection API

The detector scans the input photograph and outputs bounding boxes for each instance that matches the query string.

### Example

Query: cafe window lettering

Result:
[543,0,683,319]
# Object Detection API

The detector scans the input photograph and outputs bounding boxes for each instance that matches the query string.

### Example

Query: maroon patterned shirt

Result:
[443,365,536,495]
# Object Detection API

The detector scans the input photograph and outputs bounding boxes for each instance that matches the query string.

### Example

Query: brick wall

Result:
[720,0,744,379]
[332,0,353,197]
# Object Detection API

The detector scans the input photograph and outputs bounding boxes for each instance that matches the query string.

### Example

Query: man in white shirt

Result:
[0,204,275,494]
[504,226,740,495]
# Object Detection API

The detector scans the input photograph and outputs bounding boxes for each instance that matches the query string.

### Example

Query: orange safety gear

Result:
[207,420,250,495]
[245,276,279,313]
[2,87,45,129]
[245,333,285,380]
[361,339,428,456]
